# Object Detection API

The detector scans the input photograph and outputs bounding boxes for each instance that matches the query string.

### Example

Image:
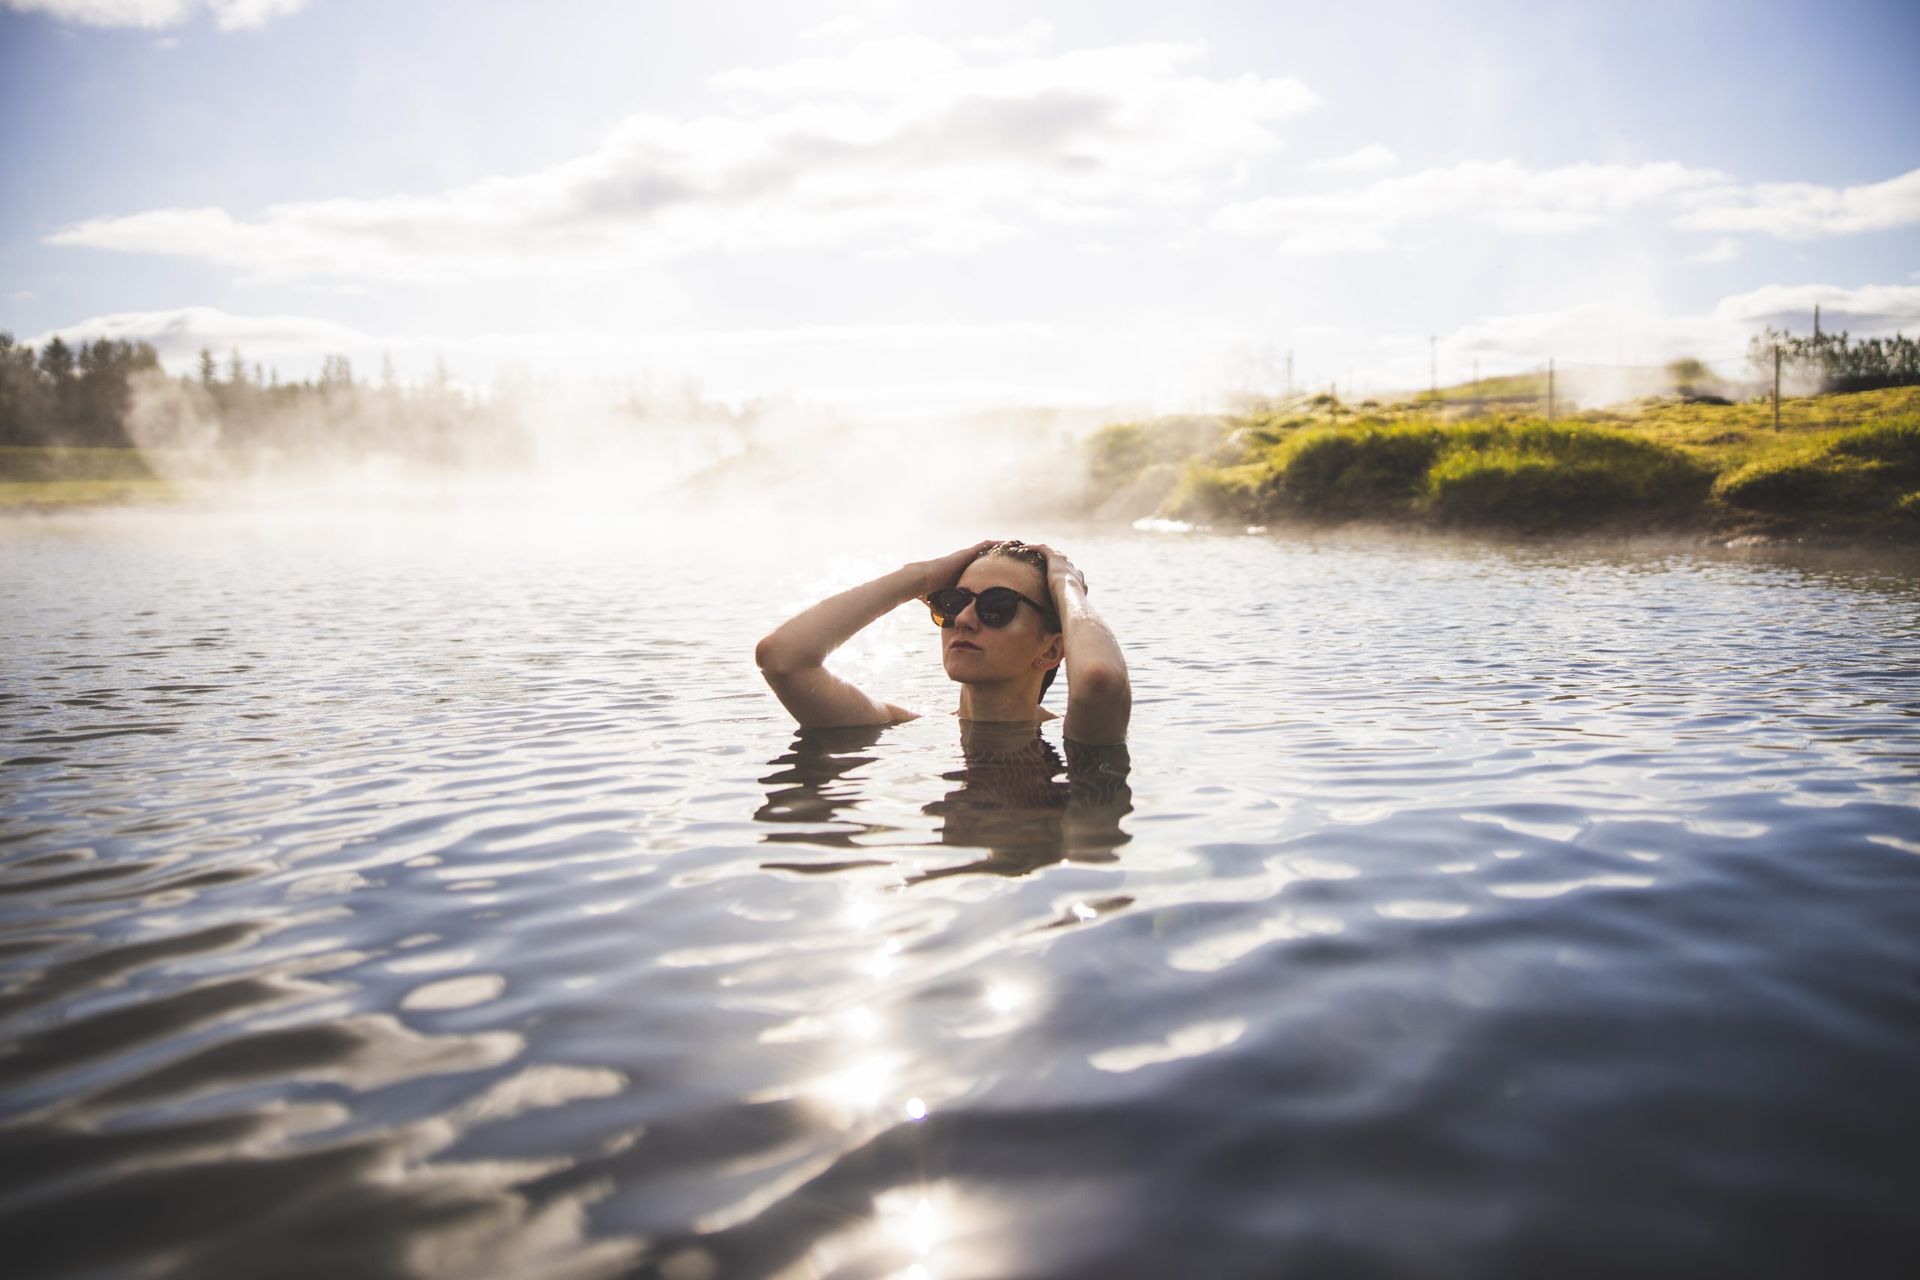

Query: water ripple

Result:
[2,516,1917,1276]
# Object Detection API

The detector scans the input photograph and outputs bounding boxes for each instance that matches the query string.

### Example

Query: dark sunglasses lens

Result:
[927,589,966,627]
[974,588,1021,627]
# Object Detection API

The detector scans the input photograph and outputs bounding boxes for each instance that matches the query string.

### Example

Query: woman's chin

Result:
[943,652,988,681]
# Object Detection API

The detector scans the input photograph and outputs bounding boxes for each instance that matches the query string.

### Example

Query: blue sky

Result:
[4,0,1917,409]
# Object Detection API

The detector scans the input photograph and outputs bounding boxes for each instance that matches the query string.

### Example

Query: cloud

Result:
[46,34,1320,281]
[1213,159,1723,252]
[1416,281,1920,389]
[1214,159,1920,253]
[1713,281,1920,329]
[1675,167,1920,238]
[34,305,372,362]
[3,0,309,30]
[1445,301,1727,366]
[1686,236,1740,264]
[1311,144,1398,174]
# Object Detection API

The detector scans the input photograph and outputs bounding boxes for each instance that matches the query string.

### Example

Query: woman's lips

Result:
[949,640,982,652]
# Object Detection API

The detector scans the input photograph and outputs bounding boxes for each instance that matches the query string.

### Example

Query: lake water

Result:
[3,508,1918,1279]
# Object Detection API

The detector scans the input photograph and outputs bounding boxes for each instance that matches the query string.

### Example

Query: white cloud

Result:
[1675,167,1920,238]
[35,305,370,362]
[4,0,308,31]
[46,35,1320,281]
[1713,282,1920,329]
[1408,280,1920,397]
[1312,144,1398,174]
[1686,236,1740,264]
[1214,159,1920,253]
[1212,159,1721,252]
[799,13,872,44]
[1446,301,1727,366]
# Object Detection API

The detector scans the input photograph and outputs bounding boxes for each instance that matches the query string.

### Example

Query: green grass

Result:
[1097,387,1920,538]
[1710,418,1920,520]
[1421,421,1709,525]
[1165,416,1705,528]
[0,446,179,509]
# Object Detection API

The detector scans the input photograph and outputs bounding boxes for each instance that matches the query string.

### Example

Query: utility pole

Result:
[1766,343,1781,433]
[1472,358,1480,416]
[1814,304,1821,339]
[1546,359,1555,420]
[1430,335,1437,401]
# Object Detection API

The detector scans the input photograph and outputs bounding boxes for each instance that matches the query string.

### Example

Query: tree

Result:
[0,331,53,445]
[1748,326,1920,392]
[39,336,74,383]
[198,347,218,388]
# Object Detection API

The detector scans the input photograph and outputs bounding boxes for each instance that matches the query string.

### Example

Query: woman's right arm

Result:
[755,541,994,728]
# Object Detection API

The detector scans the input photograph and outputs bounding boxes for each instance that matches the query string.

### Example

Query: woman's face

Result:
[940,557,1060,687]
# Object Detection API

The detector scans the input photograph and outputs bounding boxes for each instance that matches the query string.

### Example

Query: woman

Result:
[754,540,1130,745]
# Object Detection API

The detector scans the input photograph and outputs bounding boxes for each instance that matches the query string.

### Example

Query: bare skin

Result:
[755,541,1131,745]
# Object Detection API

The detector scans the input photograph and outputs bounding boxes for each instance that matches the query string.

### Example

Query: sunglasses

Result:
[927,586,1056,629]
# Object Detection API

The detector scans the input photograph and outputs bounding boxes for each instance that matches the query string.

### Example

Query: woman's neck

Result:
[956,681,1047,724]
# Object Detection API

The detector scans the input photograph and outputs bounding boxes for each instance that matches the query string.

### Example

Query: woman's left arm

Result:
[1034,545,1131,745]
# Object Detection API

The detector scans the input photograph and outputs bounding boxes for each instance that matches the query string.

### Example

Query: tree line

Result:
[1,333,160,447]
[1746,327,1920,393]
[0,334,521,464]
[1,332,758,466]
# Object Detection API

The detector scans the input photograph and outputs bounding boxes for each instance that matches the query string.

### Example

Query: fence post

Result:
[1773,345,1781,430]
[1546,359,1555,420]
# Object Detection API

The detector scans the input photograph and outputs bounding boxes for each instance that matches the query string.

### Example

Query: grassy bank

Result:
[1084,387,1920,540]
[0,446,180,509]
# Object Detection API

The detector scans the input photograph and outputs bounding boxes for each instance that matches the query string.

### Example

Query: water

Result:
[3,510,1918,1278]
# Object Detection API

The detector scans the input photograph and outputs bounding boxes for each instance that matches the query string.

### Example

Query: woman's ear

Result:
[1036,633,1064,672]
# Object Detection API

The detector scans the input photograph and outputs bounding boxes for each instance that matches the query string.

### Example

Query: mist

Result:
[15,348,1126,538]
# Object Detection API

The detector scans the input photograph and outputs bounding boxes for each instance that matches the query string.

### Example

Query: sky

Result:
[3,0,1918,412]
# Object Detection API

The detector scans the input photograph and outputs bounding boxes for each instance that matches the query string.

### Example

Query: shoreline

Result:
[1081,386,1920,547]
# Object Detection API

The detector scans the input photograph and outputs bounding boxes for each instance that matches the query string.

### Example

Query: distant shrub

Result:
[1083,416,1232,515]
[1270,420,1445,515]
[1422,421,1708,525]
[1086,417,1227,490]
[1165,459,1267,522]
[1714,417,1920,515]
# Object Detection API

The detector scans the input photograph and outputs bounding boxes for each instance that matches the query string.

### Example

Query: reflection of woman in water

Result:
[755,540,1132,879]
[756,718,1132,880]
[754,540,1130,743]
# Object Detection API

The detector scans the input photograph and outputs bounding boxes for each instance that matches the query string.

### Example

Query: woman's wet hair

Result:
[975,540,1060,701]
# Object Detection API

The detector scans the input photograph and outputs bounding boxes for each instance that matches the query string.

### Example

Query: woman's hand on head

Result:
[913,540,999,599]
[1030,544,1086,600]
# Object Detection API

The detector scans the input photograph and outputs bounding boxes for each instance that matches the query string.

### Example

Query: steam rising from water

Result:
[108,368,1120,528]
